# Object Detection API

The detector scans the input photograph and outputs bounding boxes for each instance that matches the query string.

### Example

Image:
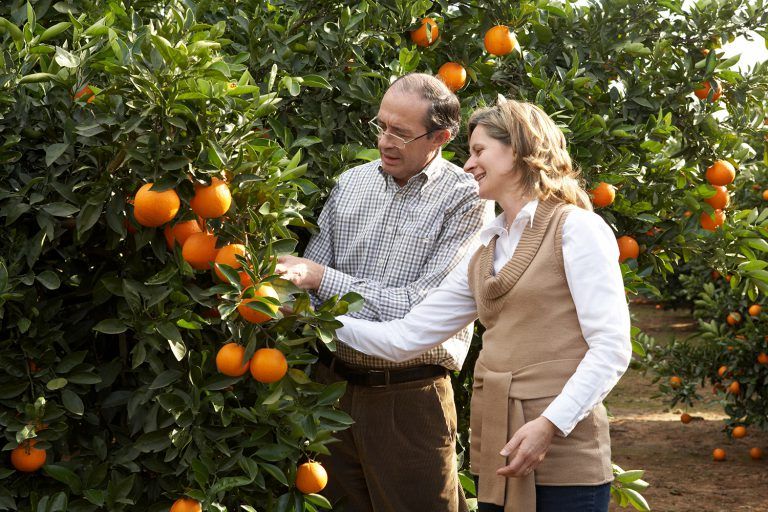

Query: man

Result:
[277,73,493,512]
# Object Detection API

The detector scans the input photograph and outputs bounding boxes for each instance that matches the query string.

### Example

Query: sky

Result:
[722,32,767,72]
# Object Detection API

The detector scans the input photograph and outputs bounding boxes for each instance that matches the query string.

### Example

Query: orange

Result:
[410,18,438,47]
[694,79,722,101]
[214,244,247,282]
[590,182,616,208]
[711,270,721,280]
[215,343,250,377]
[703,185,729,210]
[437,62,467,92]
[617,235,640,263]
[250,348,288,383]
[748,304,762,317]
[669,376,682,388]
[727,381,741,395]
[164,219,203,250]
[238,283,280,324]
[732,426,747,439]
[74,84,95,103]
[182,232,219,271]
[484,25,517,56]
[295,461,328,494]
[11,439,46,472]
[757,352,768,364]
[170,498,201,512]
[133,183,180,227]
[190,177,232,219]
[726,312,741,326]
[683,210,692,218]
[700,209,725,231]
[750,447,763,460]
[680,413,692,424]
[717,365,728,378]
[763,190,768,201]
[712,448,726,461]
[705,160,735,186]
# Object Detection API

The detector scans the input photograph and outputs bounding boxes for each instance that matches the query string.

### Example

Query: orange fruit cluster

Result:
[410,20,518,94]
[215,343,288,384]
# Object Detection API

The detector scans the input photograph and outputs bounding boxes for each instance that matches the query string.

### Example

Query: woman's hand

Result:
[496,416,558,478]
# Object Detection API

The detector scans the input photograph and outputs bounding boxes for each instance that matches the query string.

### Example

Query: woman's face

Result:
[463,125,518,201]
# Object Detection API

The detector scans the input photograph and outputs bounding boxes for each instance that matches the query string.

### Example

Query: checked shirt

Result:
[306,155,494,370]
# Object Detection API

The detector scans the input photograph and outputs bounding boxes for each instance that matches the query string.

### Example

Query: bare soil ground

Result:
[607,304,768,512]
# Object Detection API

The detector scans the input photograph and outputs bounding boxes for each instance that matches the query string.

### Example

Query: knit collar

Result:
[475,197,562,301]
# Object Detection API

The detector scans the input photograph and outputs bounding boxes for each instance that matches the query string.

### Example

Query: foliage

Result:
[0,3,358,510]
[2,0,768,510]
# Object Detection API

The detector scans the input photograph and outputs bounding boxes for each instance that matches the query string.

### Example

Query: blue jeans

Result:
[477,483,611,512]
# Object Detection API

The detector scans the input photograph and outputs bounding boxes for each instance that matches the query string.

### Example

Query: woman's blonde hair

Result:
[467,98,592,210]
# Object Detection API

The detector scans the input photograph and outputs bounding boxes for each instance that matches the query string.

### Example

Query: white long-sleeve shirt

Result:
[335,199,632,436]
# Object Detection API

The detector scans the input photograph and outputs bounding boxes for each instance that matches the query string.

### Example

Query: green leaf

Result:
[43,465,82,493]
[149,370,182,390]
[76,200,104,237]
[41,202,78,217]
[133,430,171,453]
[93,319,128,334]
[61,388,84,416]
[39,22,71,42]
[45,143,68,166]
[304,494,332,509]
[316,381,346,406]
[355,148,380,162]
[54,46,80,68]
[19,72,59,84]
[301,74,332,89]
[615,469,645,483]
[67,372,102,385]
[145,265,177,285]
[46,378,68,390]
[35,270,60,290]
[156,321,183,344]
[260,463,289,486]
[0,381,28,399]
[624,488,650,511]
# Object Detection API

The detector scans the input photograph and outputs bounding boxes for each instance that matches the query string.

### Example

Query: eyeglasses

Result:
[368,116,436,148]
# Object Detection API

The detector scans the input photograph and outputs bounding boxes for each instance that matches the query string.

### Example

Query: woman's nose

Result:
[463,156,476,173]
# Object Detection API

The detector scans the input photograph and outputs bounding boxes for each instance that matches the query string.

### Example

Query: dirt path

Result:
[607,304,768,512]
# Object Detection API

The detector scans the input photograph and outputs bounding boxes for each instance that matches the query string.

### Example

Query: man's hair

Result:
[388,73,461,139]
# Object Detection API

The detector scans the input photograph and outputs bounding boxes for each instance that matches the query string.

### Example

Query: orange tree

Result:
[3,0,768,510]
[0,3,359,511]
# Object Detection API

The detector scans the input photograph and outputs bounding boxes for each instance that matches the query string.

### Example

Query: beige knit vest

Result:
[467,197,613,511]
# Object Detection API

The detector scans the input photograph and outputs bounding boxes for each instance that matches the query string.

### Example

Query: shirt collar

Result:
[478,198,539,245]
[378,153,444,190]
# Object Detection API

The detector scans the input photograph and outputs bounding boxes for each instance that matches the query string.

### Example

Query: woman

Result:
[333,98,632,512]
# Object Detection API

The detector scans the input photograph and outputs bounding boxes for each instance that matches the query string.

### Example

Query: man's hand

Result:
[496,416,558,478]
[275,255,325,290]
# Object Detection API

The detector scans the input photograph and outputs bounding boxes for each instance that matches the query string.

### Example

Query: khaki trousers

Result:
[314,362,468,512]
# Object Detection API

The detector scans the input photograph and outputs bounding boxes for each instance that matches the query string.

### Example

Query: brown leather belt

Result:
[317,345,447,387]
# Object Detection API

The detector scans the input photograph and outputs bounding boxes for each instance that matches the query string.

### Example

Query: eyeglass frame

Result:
[368,116,439,148]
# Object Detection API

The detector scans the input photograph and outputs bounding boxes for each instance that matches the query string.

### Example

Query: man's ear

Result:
[431,128,452,147]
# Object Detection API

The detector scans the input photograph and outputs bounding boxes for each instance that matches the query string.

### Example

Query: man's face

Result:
[375,90,443,185]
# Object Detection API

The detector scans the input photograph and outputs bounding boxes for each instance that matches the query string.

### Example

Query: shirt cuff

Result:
[316,266,355,303]
[540,392,584,437]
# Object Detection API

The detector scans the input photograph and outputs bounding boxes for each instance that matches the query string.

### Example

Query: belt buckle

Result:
[367,369,391,387]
